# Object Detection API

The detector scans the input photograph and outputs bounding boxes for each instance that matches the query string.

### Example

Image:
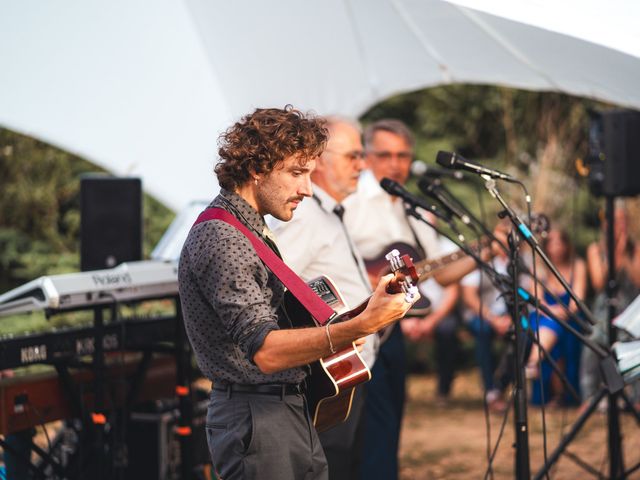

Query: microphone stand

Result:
[482,177,622,384]
[483,177,599,327]
[424,185,533,479]
[507,229,531,479]
[411,180,627,477]
[403,204,503,288]
[405,200,601,477]
[419,177,477,234]
[604,195,625,480]
[481,176,628,480]
[530,196,639,480]
[421,175,594,335]
[419,175,603,397]
[418,176,606,402]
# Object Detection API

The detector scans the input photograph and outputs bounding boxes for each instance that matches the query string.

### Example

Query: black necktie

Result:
[333,204,370,291]
[403,205,428,259]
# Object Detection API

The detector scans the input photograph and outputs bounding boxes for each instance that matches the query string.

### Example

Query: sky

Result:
[447,0,640,58]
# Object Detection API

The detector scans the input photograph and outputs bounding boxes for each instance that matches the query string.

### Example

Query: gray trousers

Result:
[206,389,328,480]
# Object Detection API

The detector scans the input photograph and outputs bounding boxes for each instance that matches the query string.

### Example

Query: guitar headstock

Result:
[385,249,420,302]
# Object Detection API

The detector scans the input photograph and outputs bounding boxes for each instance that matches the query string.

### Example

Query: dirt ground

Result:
[399,370,640,479]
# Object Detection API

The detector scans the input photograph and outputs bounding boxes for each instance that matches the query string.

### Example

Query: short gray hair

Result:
[363,119,414,150]
[323,115,362,134]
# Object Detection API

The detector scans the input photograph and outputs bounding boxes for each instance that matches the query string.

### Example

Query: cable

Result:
[478,267,493,479]
[408,187,502,476]
[412,183,539,477]
[513,175,552,478]
[27,404,52,454]
[483,387,514,480]
[468,179,506,478]
[531,224,550,478]
[476,175,495,479]
[483,390,494,480]
[598,410,609,476]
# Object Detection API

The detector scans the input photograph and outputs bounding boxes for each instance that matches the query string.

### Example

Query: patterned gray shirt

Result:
[178,190,306,385]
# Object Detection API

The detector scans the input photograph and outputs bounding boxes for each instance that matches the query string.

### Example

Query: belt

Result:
[213,382,303,398]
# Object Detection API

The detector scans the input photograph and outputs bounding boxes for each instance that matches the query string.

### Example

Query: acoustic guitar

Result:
[284,249,419,432]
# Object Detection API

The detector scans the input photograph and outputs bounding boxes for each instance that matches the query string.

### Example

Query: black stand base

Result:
[534,388,607,480]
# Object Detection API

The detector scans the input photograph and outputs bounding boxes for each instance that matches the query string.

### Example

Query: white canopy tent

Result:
[1,0,639,210]
[447,0,640,59]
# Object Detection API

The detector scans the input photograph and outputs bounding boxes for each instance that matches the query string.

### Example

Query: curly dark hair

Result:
[215,105,328,190]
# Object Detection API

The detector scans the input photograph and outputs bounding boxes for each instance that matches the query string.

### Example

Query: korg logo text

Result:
[21,345,47,364]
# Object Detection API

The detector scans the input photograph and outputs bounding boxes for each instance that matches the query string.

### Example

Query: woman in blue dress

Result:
[525,229,587,406]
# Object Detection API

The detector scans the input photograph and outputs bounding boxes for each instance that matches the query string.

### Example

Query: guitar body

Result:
[283,276,371,433]
[365,242,432,317]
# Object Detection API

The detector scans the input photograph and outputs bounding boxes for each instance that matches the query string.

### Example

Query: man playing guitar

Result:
[178,107,419,480]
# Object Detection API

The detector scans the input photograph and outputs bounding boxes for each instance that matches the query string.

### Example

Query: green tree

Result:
[361,84,612,251]
[0,128,174,292]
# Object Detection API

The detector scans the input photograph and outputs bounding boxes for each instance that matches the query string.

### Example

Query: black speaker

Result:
[588,110,640,197]
[80,176,142,271]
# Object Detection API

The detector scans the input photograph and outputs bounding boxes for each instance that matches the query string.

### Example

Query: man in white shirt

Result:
[272,117,377,480]
[343,119,480,480]
[342,119,441,480]
[343,127,474,288]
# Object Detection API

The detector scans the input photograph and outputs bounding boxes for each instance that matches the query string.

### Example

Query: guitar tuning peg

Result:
[404,285,419,303]
[385,249,400,261]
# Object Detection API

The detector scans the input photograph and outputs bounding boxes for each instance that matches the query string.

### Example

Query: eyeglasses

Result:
[368,150,413,162]
[324,149,365,162]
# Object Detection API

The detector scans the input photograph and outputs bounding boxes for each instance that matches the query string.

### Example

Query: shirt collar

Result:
[358,169,387,200]
[311,183,339,214]
[213,188,266,234]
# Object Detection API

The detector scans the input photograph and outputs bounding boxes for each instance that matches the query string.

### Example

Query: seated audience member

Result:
[525,228,587,406]
[460,248,511,412]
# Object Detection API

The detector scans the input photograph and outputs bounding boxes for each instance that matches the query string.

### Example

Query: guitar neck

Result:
[414,236,490,280]
[332,273,407,323]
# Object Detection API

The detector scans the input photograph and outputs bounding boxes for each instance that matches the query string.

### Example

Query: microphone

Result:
[411,160,465,180]
[436,151,515,182]
[379,178,451,223]
[418,177,471,226]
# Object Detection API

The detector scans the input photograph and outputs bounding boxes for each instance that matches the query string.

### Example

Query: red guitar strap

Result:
[193,208,336,325]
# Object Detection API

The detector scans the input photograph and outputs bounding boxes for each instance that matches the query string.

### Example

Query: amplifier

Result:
[125,397,210,480]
